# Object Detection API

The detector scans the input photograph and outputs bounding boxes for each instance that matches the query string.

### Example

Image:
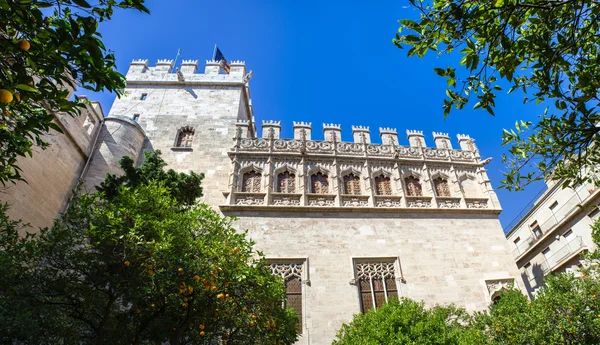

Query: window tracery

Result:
[277,171,296,193]
[176,126,195,148]
[269,262,303,333]
[404,175,423,197]
[241,171,261,193]
[433,177,451,197]
[343,173,361,195]
[311,172,329,194]
[374,175,392,196]
[355,262,398,313]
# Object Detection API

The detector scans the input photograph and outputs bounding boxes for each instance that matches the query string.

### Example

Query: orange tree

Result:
[0,0,148,184]
[0,151,298,345]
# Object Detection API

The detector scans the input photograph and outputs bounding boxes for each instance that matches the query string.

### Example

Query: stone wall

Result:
[230,211,520,345]
[0,100,104,230]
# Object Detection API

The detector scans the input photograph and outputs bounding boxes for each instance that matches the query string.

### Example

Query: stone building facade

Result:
[0,97,105,230]
[4,58,524,345]
[505,177,600,298]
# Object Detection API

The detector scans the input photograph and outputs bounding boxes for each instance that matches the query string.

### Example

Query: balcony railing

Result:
[540,236,586,274]
[511,184,597,259]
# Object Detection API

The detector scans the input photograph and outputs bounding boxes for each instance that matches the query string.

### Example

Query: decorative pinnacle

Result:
[131,59,149,65]
[406,129,424,136]
[156,59,174,66]
[262,120,281,126]
[181,59,199,65]
[379,127,397,134]
[293,121,312,128]
[236,119,250,125]
[432,131,450,138]
[352,125,370,132]
[457,134,472,140]
[230,60,246,65]
[206,60,221,65]
[323,123,342,129]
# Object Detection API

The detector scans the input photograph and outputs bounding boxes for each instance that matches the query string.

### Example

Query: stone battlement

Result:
[125,58,249,82]
[243,120,477,151]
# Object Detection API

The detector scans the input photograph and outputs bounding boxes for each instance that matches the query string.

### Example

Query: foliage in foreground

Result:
[0,152,298,345]
[334,266,600,344]
[395,1,600,191]
[333,298,479,345]
[0,0,148,184]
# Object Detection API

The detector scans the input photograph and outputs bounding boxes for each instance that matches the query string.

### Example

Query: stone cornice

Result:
[219,204,501,214]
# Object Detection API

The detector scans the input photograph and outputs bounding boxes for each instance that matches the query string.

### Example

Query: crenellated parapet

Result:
[223,120,500,212]
[238,121,479,150]
[125,58,250,84]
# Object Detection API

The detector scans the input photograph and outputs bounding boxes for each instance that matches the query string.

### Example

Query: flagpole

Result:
[173,48,181,70]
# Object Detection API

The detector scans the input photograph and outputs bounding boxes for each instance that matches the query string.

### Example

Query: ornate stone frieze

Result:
[449,149,476,162]
[234,192,266,206]
[466,198,489,209]
[374,196,402,208]
[437,197,461,208]
[341,195,369,207]
[395,146,422,159]
[273,139,302,152]
[366,144,395,157]
[337,142,364,155]
[307,194,336,207]
[406,196,432,208]
[239,138,269,151]
[305,140,334,154]
[423,148,450,161]
[272,193,302,206]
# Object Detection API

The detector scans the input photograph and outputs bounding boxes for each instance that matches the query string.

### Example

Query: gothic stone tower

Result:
[101,58,523,345]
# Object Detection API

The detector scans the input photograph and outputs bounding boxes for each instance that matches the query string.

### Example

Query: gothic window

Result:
[343,173,361,195]
[433,177,451,197]
[355,262,398,313]
[311,172,329,194]
[269,262,303,333]
[404,176,423,197]
[176,126,195,148]
[277,171,296,193]
[241,171,261,193]
[374,175,392,196]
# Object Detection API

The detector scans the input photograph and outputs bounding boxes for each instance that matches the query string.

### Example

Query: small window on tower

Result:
[133,114,140,122]
[140,93,148,101]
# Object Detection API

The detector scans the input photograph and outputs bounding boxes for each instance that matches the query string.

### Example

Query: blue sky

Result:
[88,0,549,230]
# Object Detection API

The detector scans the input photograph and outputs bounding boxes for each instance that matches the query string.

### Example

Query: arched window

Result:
[374,175,392,196]
[433,177,451,197]
[176,126,195,148]
[242,171,261,193]
[311,172,329,194]
[404,176,423,197]
[277,171,296,193]
[343,174,361,195]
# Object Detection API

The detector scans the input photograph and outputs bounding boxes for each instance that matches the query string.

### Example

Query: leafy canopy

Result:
[332,298,480,345]
[0,151,298,345]
[0,0,148,184]
[395,1,600,190]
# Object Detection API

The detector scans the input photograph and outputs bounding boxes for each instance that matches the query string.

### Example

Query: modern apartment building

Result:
[505,178,600,296]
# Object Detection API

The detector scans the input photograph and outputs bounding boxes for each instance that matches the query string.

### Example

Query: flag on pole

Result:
[213,45,230,74]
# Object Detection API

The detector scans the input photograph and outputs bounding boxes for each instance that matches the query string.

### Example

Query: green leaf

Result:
[15,84,38,93]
